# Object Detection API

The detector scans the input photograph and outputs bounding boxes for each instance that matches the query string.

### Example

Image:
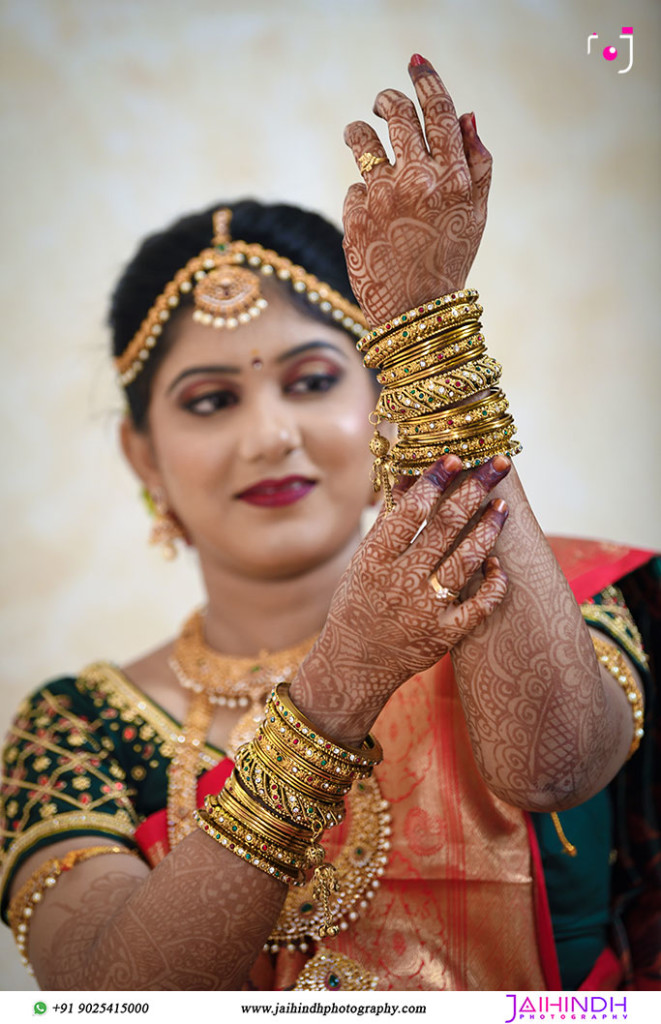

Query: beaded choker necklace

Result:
[166,609,317,847]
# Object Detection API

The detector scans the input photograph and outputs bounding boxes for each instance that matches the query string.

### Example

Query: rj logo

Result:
[587,27,633,73]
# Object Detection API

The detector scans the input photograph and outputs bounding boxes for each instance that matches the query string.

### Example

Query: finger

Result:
[343,181,367,225]
[391,475,416,500]
[458,112,493,228]
[427,498,508,593]
[344,119,391,180]
[374,454,463,558]
[372,88,428,164]
[443,555,509,634]
[426,455,511,541]
[388,453,511,568]
[408,54,471,194]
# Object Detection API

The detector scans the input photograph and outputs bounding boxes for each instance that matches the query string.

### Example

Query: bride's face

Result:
[126,280,377,580]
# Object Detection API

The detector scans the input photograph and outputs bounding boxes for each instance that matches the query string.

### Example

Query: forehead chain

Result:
[115,209,368,388]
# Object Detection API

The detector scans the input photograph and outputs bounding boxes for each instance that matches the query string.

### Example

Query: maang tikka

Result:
[116,208,368,388]
[191,208,268,328]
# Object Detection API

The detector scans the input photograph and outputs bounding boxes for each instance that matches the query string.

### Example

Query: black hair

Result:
[109,200,362,429]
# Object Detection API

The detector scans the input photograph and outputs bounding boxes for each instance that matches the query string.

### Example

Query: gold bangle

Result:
[375,321,483,374]
[395,439,523,474]
[592,635,644,759]
[197,799,343,937]
[360,289,523,497]
[361,306,483,368]
[204,799,310,872]
[378,336,487,388]
[206,682,383,937]
[377,355,503,419]
[398,392,509,438]
[205,797,303,855]
[8,845,139,974]
[378,323,480,372]
[193,808,304,885]
[236,742,346,832]
[394,413,516,450]
[259,712,373,785]
[218,773,317,846]
[270,684,384,769]
[357,289,480,355]
[257,721,354,797]
[395,405,513,443]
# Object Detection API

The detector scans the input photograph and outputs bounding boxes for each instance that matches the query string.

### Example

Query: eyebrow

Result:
[166,341,349,393]
[275,341,350,364]
[167,365,240,393]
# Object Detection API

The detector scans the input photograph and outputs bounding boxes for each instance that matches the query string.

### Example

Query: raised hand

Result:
[343,55,492,326]
[291,455,511,743]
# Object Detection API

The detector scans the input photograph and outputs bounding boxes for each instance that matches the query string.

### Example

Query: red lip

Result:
[236,476,317,508]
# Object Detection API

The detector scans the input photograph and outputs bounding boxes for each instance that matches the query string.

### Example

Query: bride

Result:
[1,55,654,991]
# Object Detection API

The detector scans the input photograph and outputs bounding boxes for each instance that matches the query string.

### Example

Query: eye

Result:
[286,372,340,395]
[182,388,239,416]
[283,358,344,396]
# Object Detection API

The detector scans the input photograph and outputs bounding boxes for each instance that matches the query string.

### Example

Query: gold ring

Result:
[428,573,459,603]
[358,152,388,176]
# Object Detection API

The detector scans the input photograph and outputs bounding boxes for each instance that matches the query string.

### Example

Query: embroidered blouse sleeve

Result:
[0,674,139,921]
[580,585,649,674]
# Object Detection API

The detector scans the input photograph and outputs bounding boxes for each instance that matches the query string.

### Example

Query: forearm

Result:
[450,467,628,810]
[31,832,286,990]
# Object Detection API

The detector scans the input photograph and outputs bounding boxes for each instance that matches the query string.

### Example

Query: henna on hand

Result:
[450,469,631,809]
[291,455,511,743]
[29,832,286,990]
[342,56,492,325]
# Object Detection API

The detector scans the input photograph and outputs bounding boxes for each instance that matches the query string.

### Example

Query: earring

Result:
[144,488,186,561]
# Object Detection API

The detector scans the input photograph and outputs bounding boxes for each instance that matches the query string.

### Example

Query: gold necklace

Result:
[166,609,317,848]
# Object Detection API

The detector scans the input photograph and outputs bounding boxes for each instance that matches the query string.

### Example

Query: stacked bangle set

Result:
[195,683,383,937]
[358,289,522,509]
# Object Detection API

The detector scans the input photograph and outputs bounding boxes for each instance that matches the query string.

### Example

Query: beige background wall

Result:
[1,0,659,991]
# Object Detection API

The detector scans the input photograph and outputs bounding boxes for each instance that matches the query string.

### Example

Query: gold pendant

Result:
[266,774,390,951]
[193,266,265,325]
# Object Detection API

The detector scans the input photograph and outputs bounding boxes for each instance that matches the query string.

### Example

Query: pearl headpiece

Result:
[116,208,368,387]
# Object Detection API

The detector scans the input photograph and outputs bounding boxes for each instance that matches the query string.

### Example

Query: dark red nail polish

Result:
[425,455,461,490]
[474,456,511,488]
[410,54,427,66]
[470,112,477,133]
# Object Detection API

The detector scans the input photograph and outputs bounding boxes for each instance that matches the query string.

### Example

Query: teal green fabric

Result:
[531,793,612,989]
[0,670,169,921]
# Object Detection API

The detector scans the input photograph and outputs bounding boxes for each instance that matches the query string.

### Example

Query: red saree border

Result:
[579,947,623,991]
[525,812,562,990]
[547,537,653,605]
[134,757,233,865]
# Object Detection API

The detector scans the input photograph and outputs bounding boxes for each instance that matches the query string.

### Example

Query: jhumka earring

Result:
[144,488,186,561]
